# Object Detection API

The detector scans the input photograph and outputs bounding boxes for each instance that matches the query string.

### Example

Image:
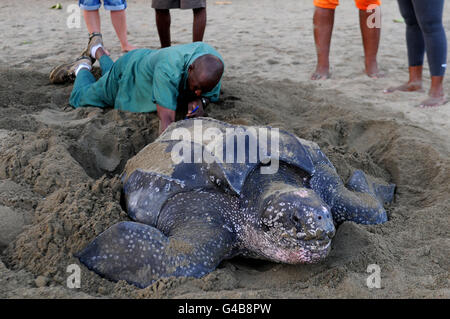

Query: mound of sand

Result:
[0,67,448,298]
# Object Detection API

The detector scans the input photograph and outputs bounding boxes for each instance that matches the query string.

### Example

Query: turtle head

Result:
[253,187,335,264]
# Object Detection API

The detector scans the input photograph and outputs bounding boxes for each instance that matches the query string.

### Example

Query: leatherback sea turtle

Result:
[77,118,395,288]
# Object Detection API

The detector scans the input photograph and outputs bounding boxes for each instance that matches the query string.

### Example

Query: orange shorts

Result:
[313,0,381,10]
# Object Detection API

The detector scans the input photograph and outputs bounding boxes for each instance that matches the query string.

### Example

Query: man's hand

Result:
[186,98,204,118]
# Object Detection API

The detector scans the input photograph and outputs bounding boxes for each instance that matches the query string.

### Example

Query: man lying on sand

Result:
[49,40,224,134]
[312,0,383,79]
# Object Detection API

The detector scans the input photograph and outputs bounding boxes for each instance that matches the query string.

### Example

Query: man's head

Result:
[188,54,224,96]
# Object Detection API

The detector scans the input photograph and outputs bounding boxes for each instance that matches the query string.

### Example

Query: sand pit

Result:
[1,0,449,299]
[0,68,448,298]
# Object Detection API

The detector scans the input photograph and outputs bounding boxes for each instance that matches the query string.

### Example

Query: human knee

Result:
[193,7,206,13]
[354,0,380,11]
[314,0,339,10]
[403,16,420,27]
[419,18,444,35]
[155,8,170,14]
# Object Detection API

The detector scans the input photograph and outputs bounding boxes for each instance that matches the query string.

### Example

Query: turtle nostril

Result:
[315,228,324,237]
[327,229,336,239]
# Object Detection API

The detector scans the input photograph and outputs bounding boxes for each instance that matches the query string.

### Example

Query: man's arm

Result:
[157,104,175,135]
[151,63,179,134]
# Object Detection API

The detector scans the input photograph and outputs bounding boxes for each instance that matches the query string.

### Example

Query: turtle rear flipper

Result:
[310,164,389,225]
[76,191,237,288]
[347,170,396,204]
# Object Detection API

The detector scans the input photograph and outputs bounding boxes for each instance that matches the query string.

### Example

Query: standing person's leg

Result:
[110,11,137,52]
[80,1,111,59]
[80,0,102,33]
[385,0,424,93]
[191,1,207,42]
[106,0,137,52]
[83,10,102,34]
[412,0,447,107]
[193,7,207,42]
[152,0,174,48]
[155,9,172,48]
[311,0,337,80]
[358,0,383,78]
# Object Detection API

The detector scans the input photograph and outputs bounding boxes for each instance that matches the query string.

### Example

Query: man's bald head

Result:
[188,54,224,94]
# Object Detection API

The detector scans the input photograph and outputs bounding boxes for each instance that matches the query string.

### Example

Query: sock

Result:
[90,44,103,59]
[75,63,92,76]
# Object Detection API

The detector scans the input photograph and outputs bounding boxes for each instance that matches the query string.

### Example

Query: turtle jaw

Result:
[282,242,331,264]
[239,224,333,264]
[261,229,333,264]
[291,238,332,264]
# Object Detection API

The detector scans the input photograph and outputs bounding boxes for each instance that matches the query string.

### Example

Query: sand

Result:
[0,0,449,298]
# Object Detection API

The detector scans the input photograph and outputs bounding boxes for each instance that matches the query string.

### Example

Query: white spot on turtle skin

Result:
[295,189,310,198]
[223,225,233,232]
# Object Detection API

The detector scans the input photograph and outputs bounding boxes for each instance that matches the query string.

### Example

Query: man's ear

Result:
[188,64,194,72]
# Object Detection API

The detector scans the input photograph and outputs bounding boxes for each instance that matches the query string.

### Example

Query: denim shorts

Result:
[79,0,127,11]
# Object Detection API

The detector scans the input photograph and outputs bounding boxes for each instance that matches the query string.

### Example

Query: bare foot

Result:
[365,62,385,79]
[383,81,423,94]
[367,69,386,79]
[311,66,331,80]
[121,44,138,53]
[418,95,448,108]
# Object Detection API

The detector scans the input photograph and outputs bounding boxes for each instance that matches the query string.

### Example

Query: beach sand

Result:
[0,0,449,298]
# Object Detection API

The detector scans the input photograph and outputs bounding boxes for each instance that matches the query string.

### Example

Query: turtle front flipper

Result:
[310,164,393,225]
[76,222,171,288]
[76,191,238,288]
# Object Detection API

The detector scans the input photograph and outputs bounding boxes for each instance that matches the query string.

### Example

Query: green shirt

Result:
[103,42,223,113]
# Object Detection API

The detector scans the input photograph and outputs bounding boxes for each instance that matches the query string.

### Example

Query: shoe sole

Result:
[49,63,75,84]
[49,57,91,84]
